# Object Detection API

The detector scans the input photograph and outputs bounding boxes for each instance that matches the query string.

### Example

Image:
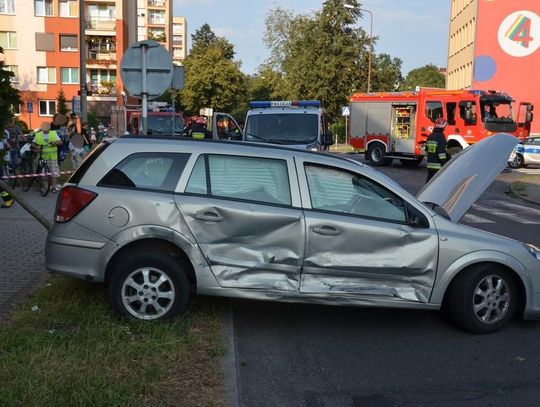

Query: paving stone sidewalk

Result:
[0,187,57,319]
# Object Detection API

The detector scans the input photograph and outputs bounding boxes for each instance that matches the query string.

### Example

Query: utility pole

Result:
[79,0,87,122]
[344,4,374,93]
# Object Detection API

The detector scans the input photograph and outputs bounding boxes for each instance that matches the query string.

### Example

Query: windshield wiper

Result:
[245,132,270,142]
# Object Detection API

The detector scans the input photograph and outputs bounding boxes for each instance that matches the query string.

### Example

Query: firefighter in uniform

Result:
[425,117,448,183]
[189,116,212,140]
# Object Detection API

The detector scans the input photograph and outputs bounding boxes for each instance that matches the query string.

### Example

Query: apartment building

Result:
[172,16,187,65]
[447,0,540,132]
[136,0,172,52]
[0,0,131,127]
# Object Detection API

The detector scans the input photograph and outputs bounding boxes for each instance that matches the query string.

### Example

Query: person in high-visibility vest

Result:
[189,116,212,140]
[425,117,448,183]
[32,121,63,193]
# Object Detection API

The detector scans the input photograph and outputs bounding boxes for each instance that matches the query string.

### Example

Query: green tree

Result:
[56,88,69,115]
[0,46,21,132]
[180,25,246,115]
[370,53,403,92]
[400,64,445,91]
[263,1,372,119]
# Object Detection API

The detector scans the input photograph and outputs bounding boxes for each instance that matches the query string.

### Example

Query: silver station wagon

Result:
[46,134,540,333]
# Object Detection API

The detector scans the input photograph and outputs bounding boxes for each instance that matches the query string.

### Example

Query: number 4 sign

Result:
[498,10,540,57]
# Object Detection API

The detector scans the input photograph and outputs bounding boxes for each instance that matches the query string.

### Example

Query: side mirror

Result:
[322,133,334,146]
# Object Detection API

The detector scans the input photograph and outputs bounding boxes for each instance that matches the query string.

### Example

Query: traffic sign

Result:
[120,40,174,100]
[342,106,350,116]
[27,102,33,113]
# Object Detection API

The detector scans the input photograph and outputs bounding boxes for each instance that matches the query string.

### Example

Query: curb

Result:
[223,302,240,407]
[508,183,540,207]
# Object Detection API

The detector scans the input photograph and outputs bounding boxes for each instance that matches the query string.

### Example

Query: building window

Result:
[37,67,56,84]
[35,32,55,51]
[0,31,17,49]
[59,0,77,17]
[148,28,166,42]
[35,0,53,16]
[2,65,18,83]
[60,34,78,51]
[39,100,56,116]
[148,10,166,24]
[0,0,15,14]
[11,103,20,115]
[61,67,78,84]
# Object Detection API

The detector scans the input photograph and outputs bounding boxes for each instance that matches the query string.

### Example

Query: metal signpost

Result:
[170,65,185,136]
[120,40,174,136]
[342,106,351,146]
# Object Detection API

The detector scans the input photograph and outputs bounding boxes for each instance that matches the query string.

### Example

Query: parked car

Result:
[508,136,540,168]
[45,134,540,333]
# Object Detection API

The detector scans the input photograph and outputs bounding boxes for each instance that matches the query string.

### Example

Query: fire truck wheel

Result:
[447,146,463,157]
[400,158,423,167]
[367,143,392,166]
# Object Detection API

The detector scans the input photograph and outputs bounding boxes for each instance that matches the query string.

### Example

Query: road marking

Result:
[471,201,540,224]
[462,213,495,223]
[507,167,540,174]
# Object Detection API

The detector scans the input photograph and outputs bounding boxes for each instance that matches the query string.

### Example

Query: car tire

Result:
[508,153,524,169]
[367,143,392,166]
[108,251,190,321]
[446,146,463,157]
[446,264,518,334]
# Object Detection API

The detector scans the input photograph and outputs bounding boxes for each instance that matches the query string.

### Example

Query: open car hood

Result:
[416,133,518,223]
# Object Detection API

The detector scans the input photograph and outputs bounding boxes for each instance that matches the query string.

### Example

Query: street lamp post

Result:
[345,4,373,93]
[361,8,373,93]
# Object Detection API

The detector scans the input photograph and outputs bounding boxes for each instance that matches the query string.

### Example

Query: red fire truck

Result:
[348,88,534,166]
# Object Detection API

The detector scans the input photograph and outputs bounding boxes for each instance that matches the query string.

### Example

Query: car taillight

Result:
[55,186,97,223]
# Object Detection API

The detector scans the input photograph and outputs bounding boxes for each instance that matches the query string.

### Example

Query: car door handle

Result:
[195,212,224,222]
[312,226,341,236]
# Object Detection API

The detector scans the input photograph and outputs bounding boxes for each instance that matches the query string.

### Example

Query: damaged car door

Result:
[177,153,305,291]
[297,160,439,303]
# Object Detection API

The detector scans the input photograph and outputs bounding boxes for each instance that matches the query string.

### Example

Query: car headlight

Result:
[524,243,540,261]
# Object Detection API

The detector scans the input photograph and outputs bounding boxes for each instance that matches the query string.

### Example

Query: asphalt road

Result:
[234,158,540,407]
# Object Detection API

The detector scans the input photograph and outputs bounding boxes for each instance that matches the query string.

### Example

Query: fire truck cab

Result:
[243,100,334,151]
[349,88,533,166]
[129,103,184,136]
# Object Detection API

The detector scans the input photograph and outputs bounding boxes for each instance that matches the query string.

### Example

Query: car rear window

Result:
[99,152,190,192]
[68,141,110,185]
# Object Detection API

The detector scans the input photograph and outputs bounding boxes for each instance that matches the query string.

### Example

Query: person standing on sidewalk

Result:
[425,117,448,183]
[0,129,14,208]
[32,122,63,193]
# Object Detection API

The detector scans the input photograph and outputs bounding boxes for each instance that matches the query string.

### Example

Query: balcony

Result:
[148,0,166,7]
[148,32,166,43]
[88,81,117,96]
[85,17,116,32]
[148,16,166,25]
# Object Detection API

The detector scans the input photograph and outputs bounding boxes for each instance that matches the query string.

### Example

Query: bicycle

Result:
[20,146,51,197]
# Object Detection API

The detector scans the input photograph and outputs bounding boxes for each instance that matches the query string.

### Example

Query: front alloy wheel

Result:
[446,265,518,334]
[472,274,510,325]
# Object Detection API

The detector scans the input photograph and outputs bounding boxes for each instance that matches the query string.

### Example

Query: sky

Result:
[173,0,451,76]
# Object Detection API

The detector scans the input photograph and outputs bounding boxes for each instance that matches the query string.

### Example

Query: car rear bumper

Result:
[45,234,117,282]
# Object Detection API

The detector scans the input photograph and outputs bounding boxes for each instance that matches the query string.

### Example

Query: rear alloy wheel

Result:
[446,265,518,334]
[366,143,392,166]
[508,153,524,169]
[109,251,190,321]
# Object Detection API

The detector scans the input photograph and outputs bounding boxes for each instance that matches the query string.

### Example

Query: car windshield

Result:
[244,113,318,144]
[145,115,183,135]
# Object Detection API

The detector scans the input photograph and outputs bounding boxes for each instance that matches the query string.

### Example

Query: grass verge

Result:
[0,276,226,406]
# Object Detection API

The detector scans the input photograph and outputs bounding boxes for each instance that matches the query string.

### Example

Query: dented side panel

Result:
[301,212,439,302]
[175,195,305,291]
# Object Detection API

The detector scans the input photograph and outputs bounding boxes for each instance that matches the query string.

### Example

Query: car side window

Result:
[305,164,406,223]
[99,153,190,191]
[186,154,292,206]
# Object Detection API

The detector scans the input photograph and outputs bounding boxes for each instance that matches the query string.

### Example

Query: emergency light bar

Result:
[249,100,321,109]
